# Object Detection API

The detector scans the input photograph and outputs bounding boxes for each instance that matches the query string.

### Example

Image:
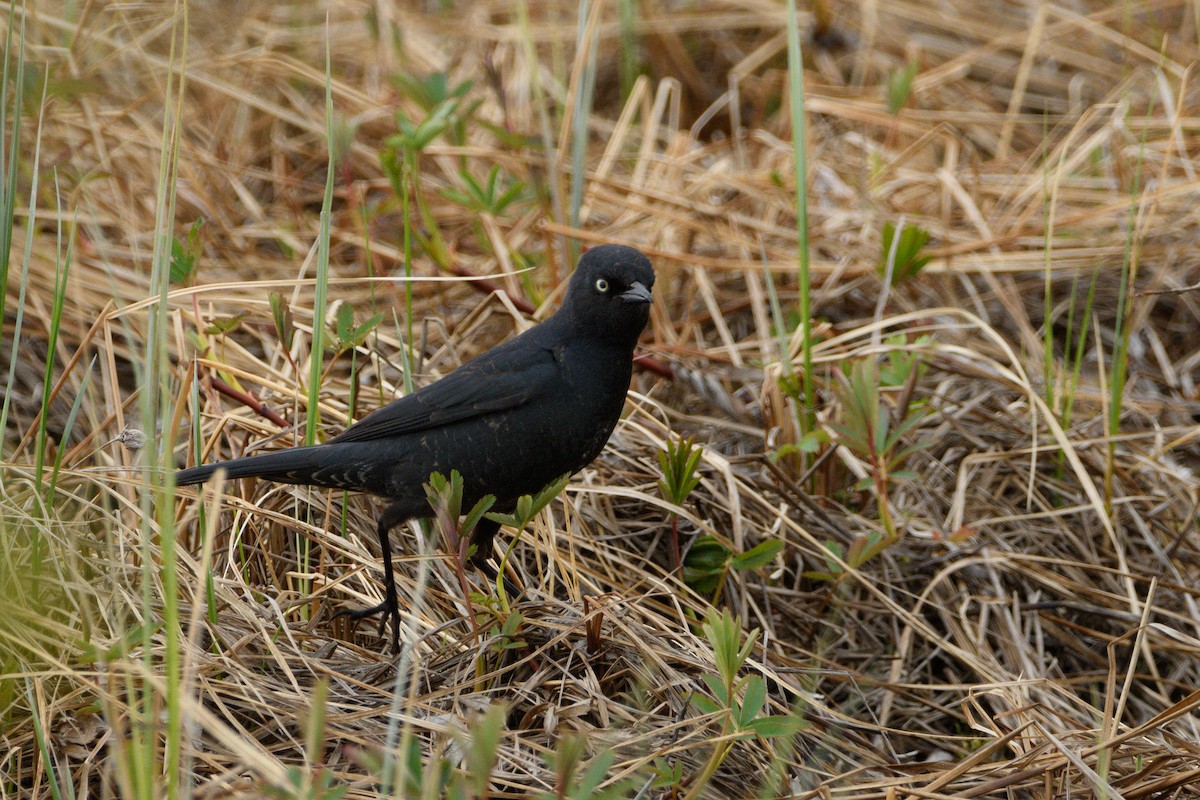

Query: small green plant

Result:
[440,164,532,259]
[829,357,933,541]
[441,164,529,217]
[33,197,71,497]
[649,756,684,793]
[878,333,930,387]
[761,235,819,480]
[424,470,496,572]
[657,434,704,572]
[685,609,806,794]
[423,469,496,645]
[267,681,348,800]
[1045,260,1100,430]
[329,303,383,357]
[354,735,445,797]
[801,532,891,583]
[878,220,931,284]
[168,216,205,285]
[769,372,828,466]
[461,703,506,799]
[382,72,478,245]
[485,473,570,532]
[390,71,478,148]
[201,311,249,336]
[885,59,919,115]
[380,73,479,378]
[683,536,783,603]
[783,0,817,487]
[423,471,571,608]
[489,607,527,659]
[617,0,644,102]
[326,303,383,437]
[352,706,506,798]
[536,733,637,800]
[269,291,298,371]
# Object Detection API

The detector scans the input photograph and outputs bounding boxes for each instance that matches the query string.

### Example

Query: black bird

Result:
[176,244,655,651]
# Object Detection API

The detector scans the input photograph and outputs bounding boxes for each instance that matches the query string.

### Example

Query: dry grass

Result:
[4,0,1200,797]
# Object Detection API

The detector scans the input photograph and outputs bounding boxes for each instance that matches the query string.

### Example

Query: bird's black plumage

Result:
[177,244,655,651]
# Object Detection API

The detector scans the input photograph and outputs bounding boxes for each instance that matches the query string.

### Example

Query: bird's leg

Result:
[340,513,517,647]
[338,503,407,653]
[468,516,500,571]
[376,503,406,653]
[469,516,521,598]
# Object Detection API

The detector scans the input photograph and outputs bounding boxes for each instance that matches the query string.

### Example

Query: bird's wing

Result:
[327,341,556,443]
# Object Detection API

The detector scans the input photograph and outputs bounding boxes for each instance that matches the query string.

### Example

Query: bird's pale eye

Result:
[595,278,609,293]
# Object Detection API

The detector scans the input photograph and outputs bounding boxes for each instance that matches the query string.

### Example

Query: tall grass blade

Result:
[33,176,70,498]
[1105,97,1153,506]
[1,57,43,448]
[785,0,815,451]
[0,2,24,346]
[137,2,189,796]
[567,0,600,264]
[306,34,335,444]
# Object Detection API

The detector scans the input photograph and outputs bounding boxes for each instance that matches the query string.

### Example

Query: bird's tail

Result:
[176,446,328,487]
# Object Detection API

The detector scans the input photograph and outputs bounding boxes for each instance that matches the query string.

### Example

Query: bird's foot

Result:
[332,598,401,653]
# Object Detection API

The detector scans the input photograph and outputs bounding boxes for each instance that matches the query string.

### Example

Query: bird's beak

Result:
[620,281,652,304]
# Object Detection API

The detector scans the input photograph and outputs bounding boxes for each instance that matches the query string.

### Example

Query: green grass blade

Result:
[0,2,24,344]
[306,37,335,444]
[34,175,71,498]
[785,0,814,444]
[0,60,45,448]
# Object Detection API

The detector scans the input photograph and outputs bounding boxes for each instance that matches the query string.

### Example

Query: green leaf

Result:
[499,610,522,638]
[886,59,919,115]
[704,608,745,686]
[576,749,614,797]
[809,540,847,579]
[747,714,807,739]
[684,539,730,593]
[700,674,729,707]
[203,311,248,335]
[651,757,684,788]
[464,704,506,797]
[330,304,384,352]
[269,292,294,352]
[690,692,722,716]
[802,569,839,582]
[821,539,844,562]
[847,532,891,567]
[169,217,206,285]
[485,473,570,529]
[736,632,757,670]
[731,539,784,571]
[335,302,355,341]
[876,412,894,460]
[684,536,730,572]
[658,435,704,505]
[354,312,384,343]
[737,675,766,728]
[878,219,931,283]
[461,493,496,539]
[797,429,826,452]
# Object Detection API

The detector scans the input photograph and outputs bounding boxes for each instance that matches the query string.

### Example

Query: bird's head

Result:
[561,244,655,348]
